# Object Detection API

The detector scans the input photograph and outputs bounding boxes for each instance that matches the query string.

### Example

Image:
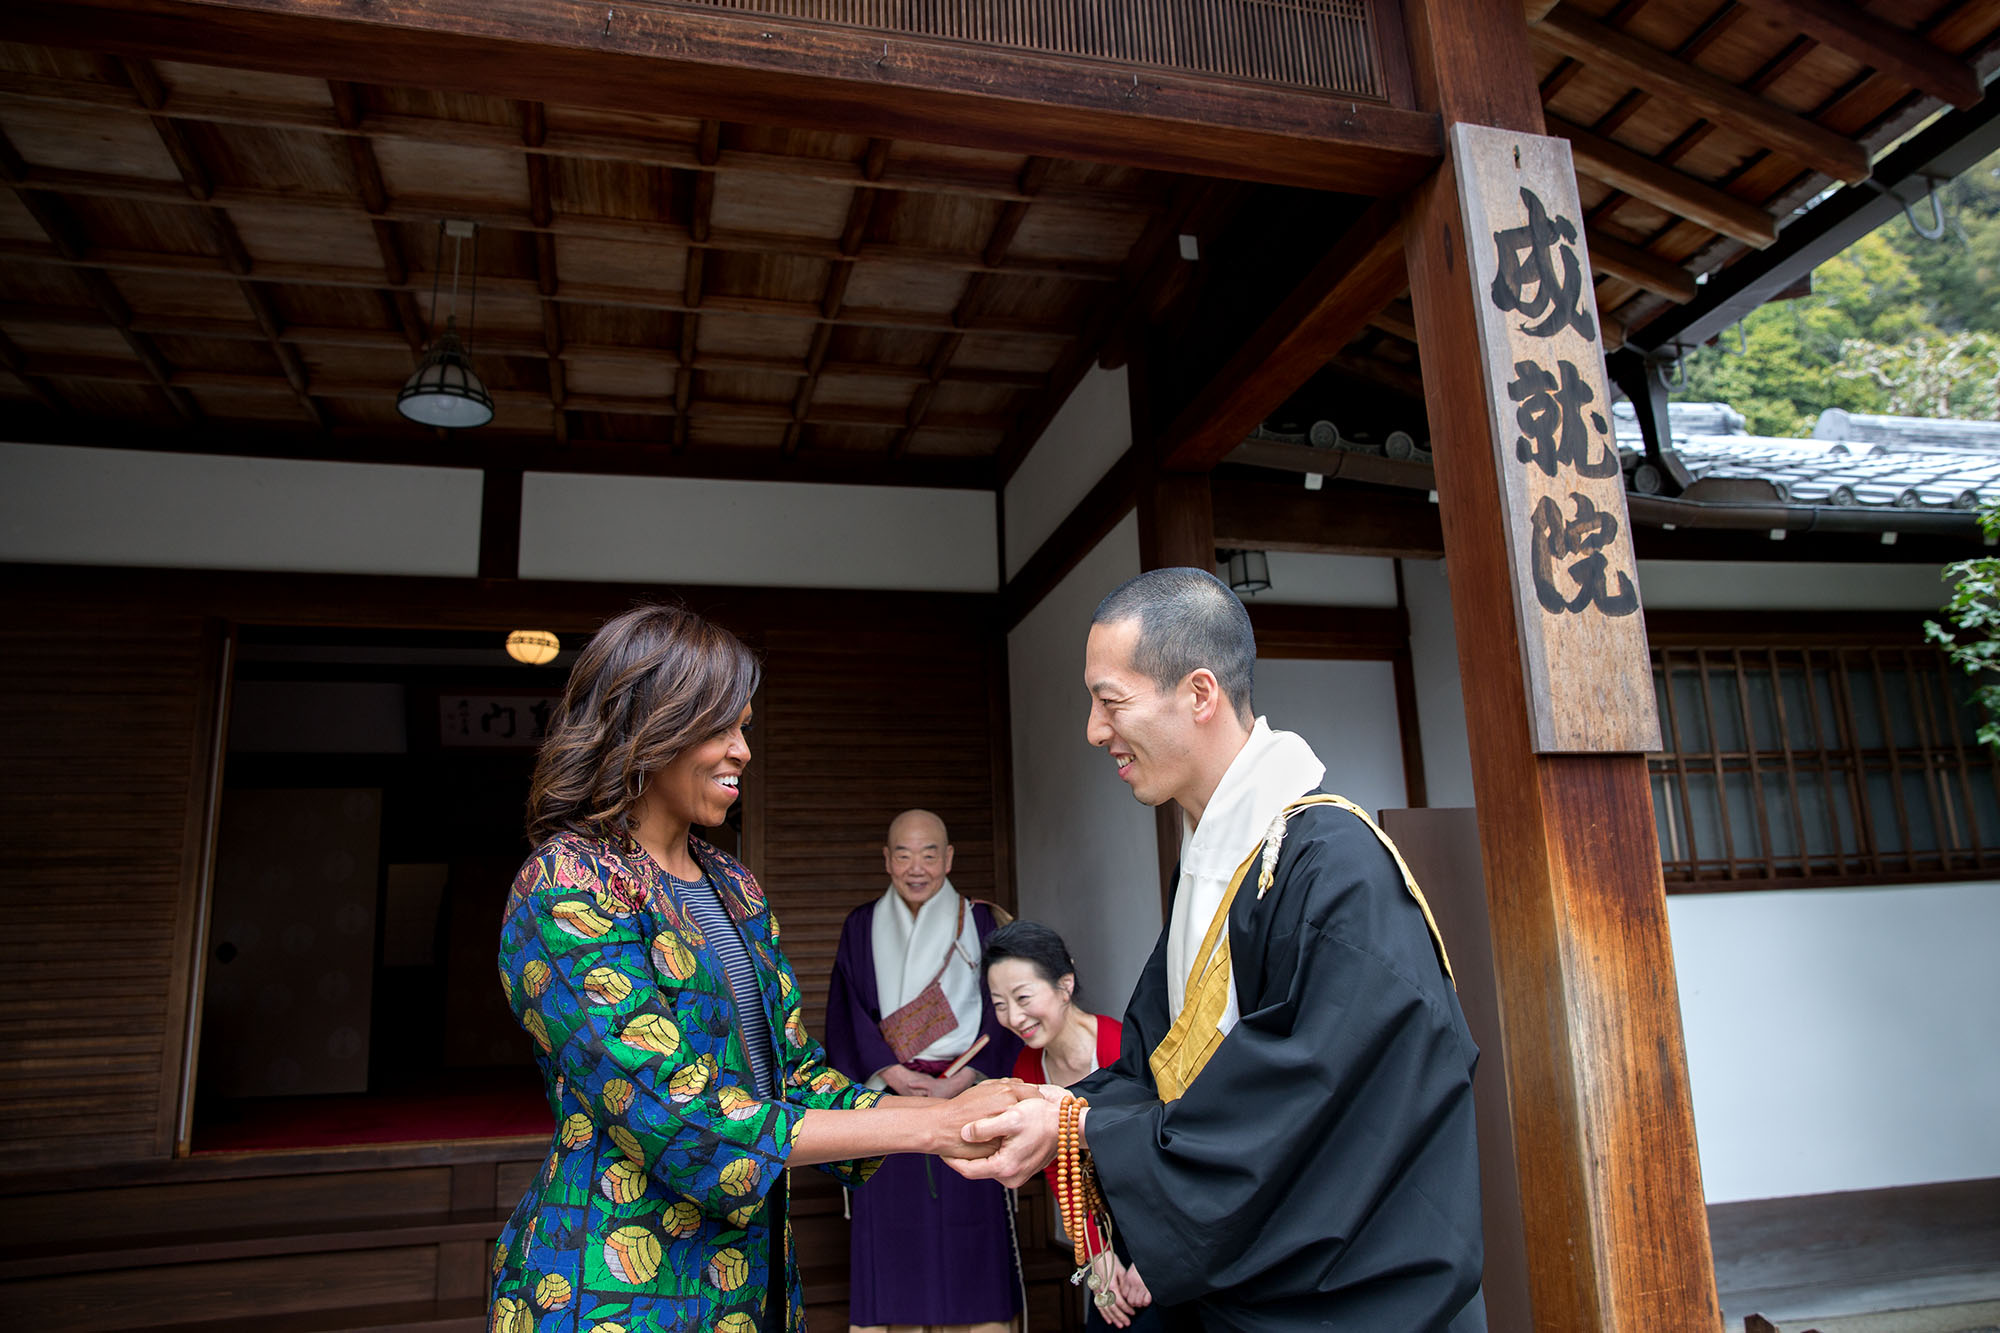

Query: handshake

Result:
[911,1077,1070,1189]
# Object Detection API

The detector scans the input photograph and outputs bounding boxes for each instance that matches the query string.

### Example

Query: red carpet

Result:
[194,1072,553,1154]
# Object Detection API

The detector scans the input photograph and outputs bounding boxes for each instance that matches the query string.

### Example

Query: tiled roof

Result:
[1814,409,2000,453]
[1612,402,2000,511]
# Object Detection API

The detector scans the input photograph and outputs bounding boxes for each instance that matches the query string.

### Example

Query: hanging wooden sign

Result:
[1449,121,1663,754]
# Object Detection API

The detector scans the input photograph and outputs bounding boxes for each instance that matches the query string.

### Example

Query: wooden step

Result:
[130,1298,486,1333]
[0,1210,510,1281]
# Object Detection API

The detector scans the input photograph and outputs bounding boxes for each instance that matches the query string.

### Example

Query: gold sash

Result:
[1147,795,1454,1102]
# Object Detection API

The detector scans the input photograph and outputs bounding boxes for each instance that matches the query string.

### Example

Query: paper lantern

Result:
[506,630,561,665]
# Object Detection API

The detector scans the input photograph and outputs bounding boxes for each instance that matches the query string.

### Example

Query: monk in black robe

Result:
[955,567,1483,1332]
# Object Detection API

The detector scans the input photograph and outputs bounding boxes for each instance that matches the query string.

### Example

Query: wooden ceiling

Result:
[0,0,1997,491]
[0,43,1208,487]
[1532,0,1998,342]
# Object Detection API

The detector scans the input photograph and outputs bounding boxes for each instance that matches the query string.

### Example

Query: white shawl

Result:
[1167,717,1326,1035]
[868,877,983,1083]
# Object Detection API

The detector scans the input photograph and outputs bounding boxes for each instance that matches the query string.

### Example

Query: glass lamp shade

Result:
[1223,549,1272,596]
[397,322,494,428]
[505,630,561,665]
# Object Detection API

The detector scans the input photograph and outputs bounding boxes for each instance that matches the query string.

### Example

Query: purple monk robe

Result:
[823,899,1024,1326]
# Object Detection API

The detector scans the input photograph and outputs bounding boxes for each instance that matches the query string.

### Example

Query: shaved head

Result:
[888,808,949,847]
[884,808,953,912]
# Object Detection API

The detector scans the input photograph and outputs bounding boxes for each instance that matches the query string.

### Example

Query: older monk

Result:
[824,809,1023,1333]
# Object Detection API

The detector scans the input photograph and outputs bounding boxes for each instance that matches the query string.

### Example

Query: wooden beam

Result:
[0,131,205,427]
[1,414,998,489]
[992,180,1233,483]
[1584,228,1700,303]
[4,563,1001,642]
[0,329,68,414]
[1532,2,1872,184]
[1245,602,1410,660]
[1001,443,1145,630]
[0,303,1045,386]
[0,68,1161,214]
[1212,477,1443,560]
[1155,199,1408,472]
[1404,0,1721,1328]
[1632,523,1987,565]
[1547,114,1777,249]
[3,0,1444,196]
[1224,439,1435,492]
[0,240,1080,341]
[1369,298,1420,343]
[0,164,1122,283]
[1731,0,1984,110]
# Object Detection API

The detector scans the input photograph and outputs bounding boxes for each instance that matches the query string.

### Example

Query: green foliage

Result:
[1926,504,2000,753]
[1672,150,2000,432]
[1835,332,2000,418]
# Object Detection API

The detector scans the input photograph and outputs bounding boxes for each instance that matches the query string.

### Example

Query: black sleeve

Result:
[1079,814,1482,1326]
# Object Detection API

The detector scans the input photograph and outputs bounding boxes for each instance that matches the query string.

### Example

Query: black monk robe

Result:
[1076,799,1483,1332]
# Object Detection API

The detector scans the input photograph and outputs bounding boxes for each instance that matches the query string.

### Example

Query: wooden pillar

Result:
[1130,335,1220,906]
[1400,1,1722,1328]
[478,467,523,580]
[1135,468,1215,909]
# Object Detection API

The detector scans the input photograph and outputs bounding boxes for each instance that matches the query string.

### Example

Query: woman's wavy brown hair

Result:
[527,602,760,847]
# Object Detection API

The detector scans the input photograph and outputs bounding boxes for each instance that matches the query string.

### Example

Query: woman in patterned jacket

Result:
[491,603,1027,1333]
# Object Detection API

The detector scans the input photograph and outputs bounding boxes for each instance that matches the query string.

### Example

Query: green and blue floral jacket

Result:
[491,832,881,1333]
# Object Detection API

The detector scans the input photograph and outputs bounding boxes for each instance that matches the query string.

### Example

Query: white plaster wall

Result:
[1231,551,1399,607]
[1668,883,2000,1202]
[1002,365,1130,580]
[1252,658,1408,818]
[1399,558,1477,809]
[1399,551,1997,1203]
[1644,559,1999,1199]
[519,473,997,591]
[1007,512,1160,1012]
[1639,559,1951,611]
[0,442,481,576]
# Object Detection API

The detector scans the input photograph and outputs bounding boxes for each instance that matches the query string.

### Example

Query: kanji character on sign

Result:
[1509,357,1619,479]
[1490,186,1597,341]
[1529,492,1639,617]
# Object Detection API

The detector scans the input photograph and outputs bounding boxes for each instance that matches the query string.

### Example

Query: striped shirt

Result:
[669,869,778,1099]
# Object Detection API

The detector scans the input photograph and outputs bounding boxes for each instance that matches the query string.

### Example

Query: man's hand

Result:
[944,1090,1063,1187]
[1118,1262,1153,1310]
[927,1079,1036,1159]
[877,1064,940,1098]
[1090,1252,1138,1328]
[931,1065,980,1100]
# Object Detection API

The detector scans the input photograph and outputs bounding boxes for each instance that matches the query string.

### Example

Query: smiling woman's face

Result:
[986,956,1074,1050]
[649,704,752,830]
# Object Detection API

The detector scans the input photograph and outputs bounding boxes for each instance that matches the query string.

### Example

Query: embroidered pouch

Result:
[878,977,960,1064]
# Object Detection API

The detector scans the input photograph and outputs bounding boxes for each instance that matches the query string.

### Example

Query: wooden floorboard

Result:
[1711,1179,2000,1327]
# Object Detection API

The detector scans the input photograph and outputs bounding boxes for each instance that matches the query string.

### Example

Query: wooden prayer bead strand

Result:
[1062,1098,1083,1267]
[1055,1098,1070,1254]
[1057,1095,1096,1270]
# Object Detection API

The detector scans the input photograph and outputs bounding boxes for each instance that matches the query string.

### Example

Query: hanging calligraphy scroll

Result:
[1449,122,1662,754]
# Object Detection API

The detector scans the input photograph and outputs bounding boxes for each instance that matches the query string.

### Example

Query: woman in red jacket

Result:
[983,921,1161,1332]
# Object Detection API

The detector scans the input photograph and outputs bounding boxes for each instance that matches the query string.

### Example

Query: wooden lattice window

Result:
[1648,619,2000,890]
[662,0,1388,98]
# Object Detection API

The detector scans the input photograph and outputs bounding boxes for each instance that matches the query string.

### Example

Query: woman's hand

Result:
[1090,1252,1137,1328]
[928,1079,1036,1158]
[944,1093,1061,1186]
